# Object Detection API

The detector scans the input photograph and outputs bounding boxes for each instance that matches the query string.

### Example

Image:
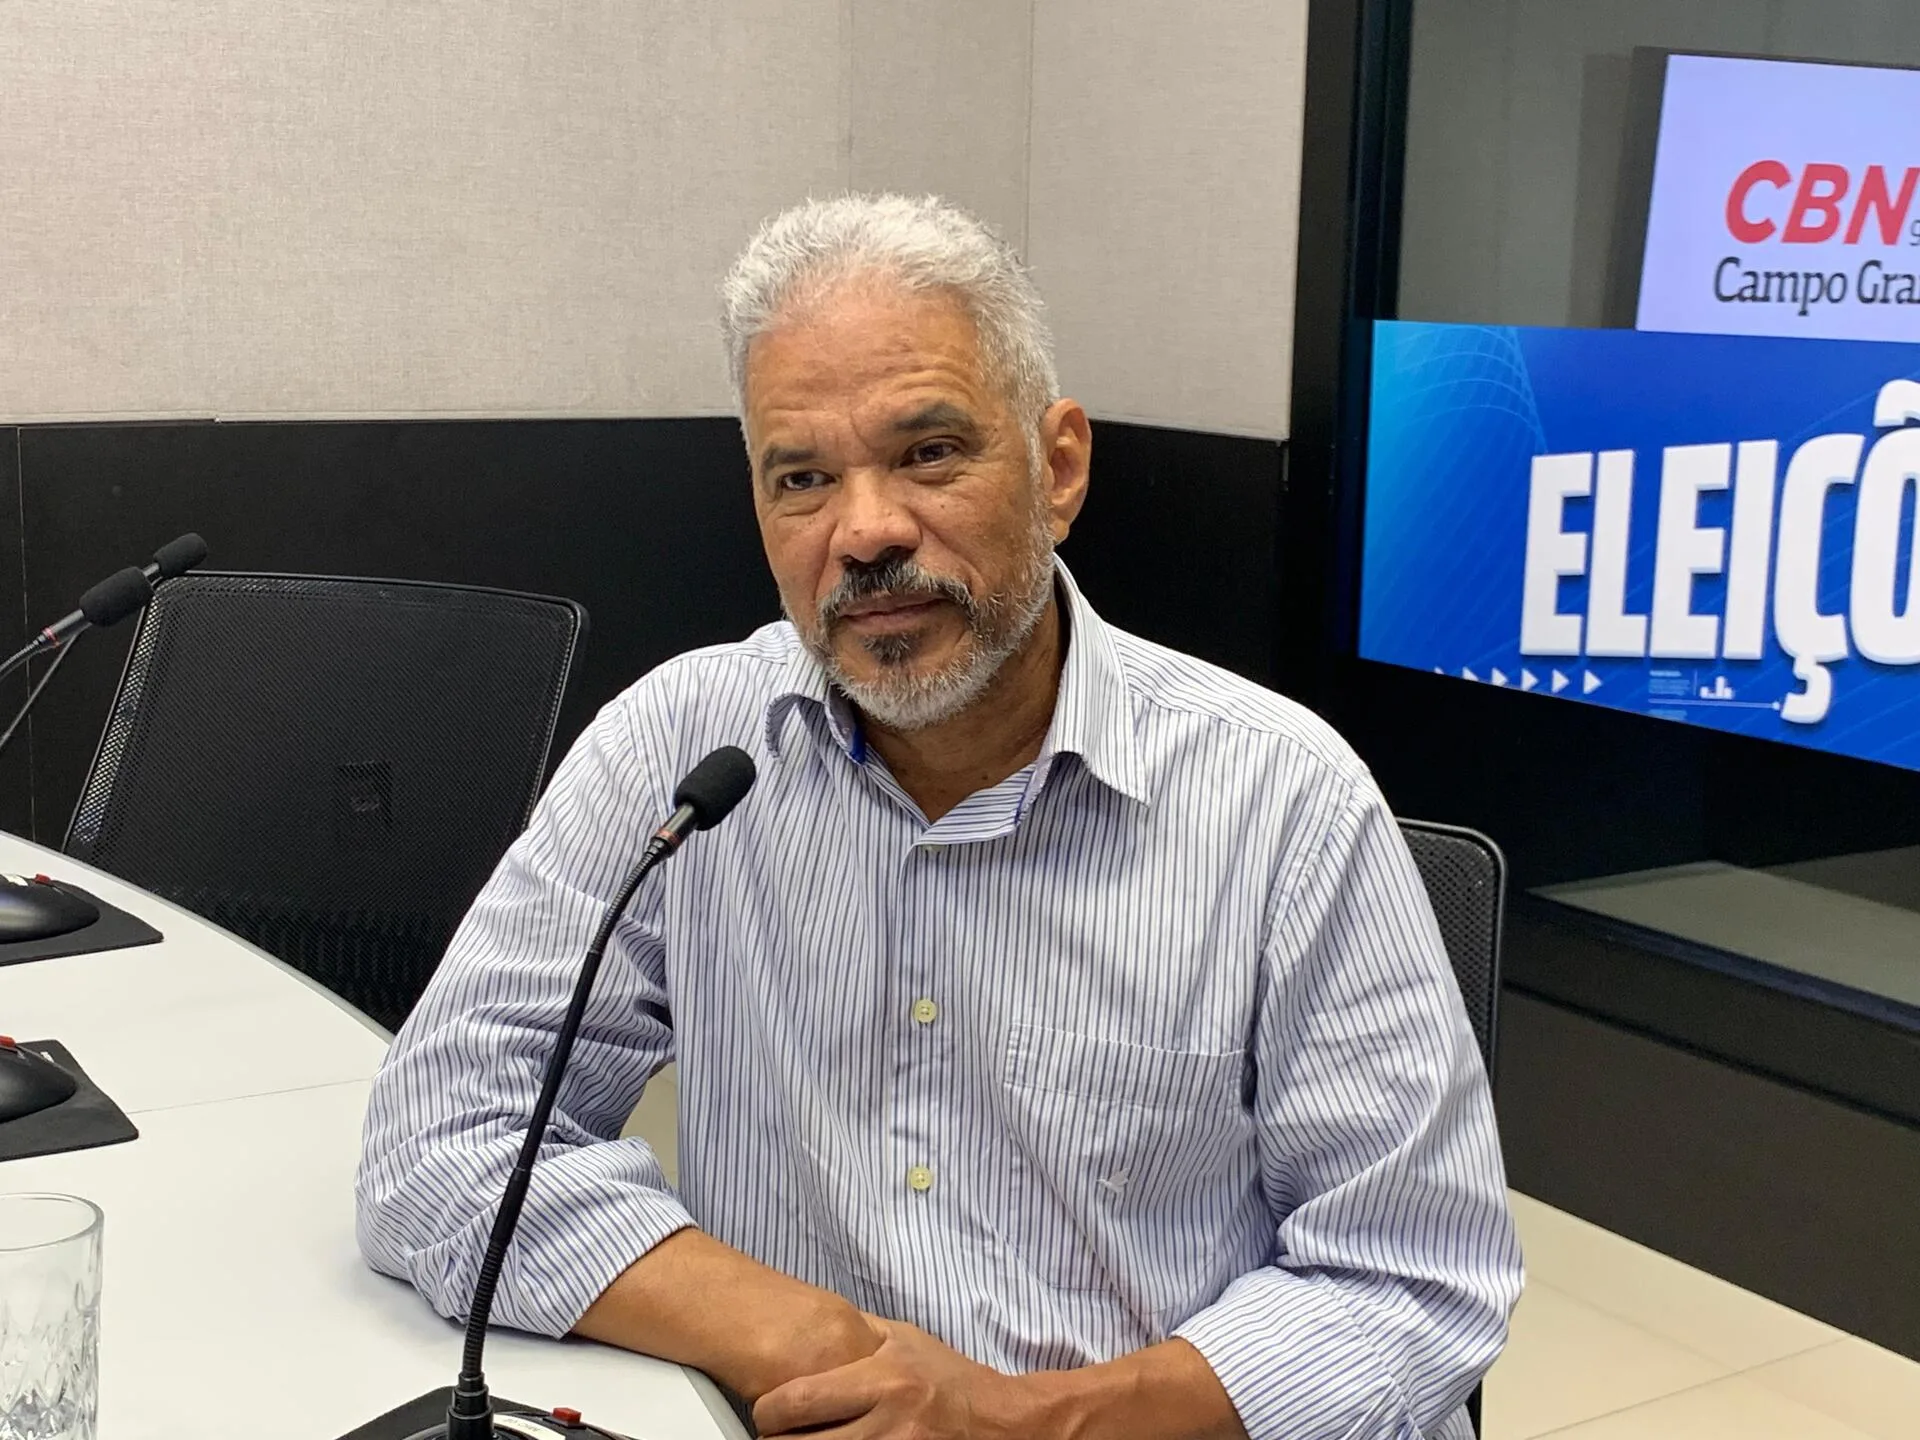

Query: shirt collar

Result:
[762,558,1149,805]
[1040,559,1150,804]
[763,632,857,759]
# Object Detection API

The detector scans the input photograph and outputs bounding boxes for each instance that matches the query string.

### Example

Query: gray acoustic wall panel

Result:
[848,0,1034,255]
[1,0,1308,437]
[0,1,849,421]
[1026,0,1309,439]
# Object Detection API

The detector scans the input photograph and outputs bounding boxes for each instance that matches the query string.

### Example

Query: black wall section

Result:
[1319,656,1920,893]
[1509,899,1920,1127]
[1327,660,1712,888]
[1500,991,1920,1359]
[1,429,26,838]
[14,419,776,846]
[1061,421,1284,687]
[8,416,1284,847]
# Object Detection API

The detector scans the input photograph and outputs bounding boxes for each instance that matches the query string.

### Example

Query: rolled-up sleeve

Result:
[1175,775,1523,1440]
[355,694,695,1337]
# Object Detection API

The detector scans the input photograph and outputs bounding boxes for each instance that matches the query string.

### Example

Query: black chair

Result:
[1399,819,1505,1078]
[1398,817,1506,1436]
[64,573,585,1030]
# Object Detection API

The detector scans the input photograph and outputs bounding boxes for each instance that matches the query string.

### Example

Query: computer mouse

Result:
[0,873,99,943]
[0,1036,79,1124]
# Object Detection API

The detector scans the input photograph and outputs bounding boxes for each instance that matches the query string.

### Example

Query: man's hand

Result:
[573,1230,880,1402]
[753,1318,1062,1439]
[578,1232,1242,1437]
[756,1322,1247,1440]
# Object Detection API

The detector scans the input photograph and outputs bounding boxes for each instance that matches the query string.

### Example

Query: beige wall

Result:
[1029,0,1309,437]
[0,0,1307,437]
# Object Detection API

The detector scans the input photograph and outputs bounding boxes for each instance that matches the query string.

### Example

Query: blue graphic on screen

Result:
[1361,321,1920,771]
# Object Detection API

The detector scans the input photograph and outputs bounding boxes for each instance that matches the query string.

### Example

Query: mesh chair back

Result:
[1398,819,1505,1077]
[1399,818,1505,1438]
[65,573,585,1029]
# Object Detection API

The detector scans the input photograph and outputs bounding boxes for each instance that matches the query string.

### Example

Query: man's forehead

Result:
[743,294,995,443]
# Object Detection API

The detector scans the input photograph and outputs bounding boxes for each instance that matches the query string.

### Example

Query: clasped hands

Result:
[753,1313,1064,1440]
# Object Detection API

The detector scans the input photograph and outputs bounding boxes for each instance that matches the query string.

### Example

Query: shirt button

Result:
[907,1165,934,1193]
[911,998,938,1025]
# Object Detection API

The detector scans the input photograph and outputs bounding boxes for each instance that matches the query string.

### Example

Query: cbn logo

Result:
[1725,162,1920,246]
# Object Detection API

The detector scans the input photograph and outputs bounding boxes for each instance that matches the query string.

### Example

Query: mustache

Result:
[818,554,980,628]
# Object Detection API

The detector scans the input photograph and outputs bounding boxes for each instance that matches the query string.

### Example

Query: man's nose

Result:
[832,469,921,565]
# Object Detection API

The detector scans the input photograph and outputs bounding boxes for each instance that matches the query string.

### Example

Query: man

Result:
[358,193,1521,1439]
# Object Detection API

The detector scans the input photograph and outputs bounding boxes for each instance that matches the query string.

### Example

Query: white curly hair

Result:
[720,193,1059,430]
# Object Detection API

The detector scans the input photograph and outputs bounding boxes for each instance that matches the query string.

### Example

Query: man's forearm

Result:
[572,1228,881,1401]
[1027,1338,1247,1440]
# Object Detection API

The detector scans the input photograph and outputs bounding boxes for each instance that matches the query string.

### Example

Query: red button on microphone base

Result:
[550,1409,583,1427]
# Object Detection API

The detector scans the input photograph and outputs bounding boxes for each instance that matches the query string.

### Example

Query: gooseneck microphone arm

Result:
[439,746,757,1440]
[0,644,74,757]
[443,842,667,1438]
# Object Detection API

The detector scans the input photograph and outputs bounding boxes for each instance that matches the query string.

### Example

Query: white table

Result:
[0,832,746,1440]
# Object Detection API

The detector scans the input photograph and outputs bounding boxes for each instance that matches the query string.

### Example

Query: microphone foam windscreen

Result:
[153,533,209,578]
[78,567,154,628]
[672,746,758,830]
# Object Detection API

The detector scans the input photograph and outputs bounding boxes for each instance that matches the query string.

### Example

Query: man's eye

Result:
[778,470,830,493]
[908,439,960,466]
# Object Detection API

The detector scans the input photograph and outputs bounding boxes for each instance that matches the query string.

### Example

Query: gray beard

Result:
[830,562,1053,731]
[789,525,1058,733]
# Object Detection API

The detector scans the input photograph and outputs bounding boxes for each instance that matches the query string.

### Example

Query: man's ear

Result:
[1039,399,1092,543]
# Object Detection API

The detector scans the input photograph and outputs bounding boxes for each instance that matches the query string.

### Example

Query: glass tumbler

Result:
[0,1194,102,1440]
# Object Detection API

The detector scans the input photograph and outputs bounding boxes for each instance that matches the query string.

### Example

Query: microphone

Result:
[365,746,757,1440]
[42,567,152,649]
[0,537,208,759]
[142,532,209,585]
[0,567,153,687]
[654,743,759,849]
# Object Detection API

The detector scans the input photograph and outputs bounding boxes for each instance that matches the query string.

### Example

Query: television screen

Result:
[1358,319,1920,772]
[1634,52,1920,343]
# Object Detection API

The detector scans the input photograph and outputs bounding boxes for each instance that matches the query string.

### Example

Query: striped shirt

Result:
[356,561,1521,1440]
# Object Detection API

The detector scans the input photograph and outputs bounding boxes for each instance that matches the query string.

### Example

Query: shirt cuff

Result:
[1173,1267,1409,1440]
[490,1160,698,1336]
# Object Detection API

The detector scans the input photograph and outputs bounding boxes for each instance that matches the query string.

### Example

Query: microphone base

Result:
[340,1389,632,1440]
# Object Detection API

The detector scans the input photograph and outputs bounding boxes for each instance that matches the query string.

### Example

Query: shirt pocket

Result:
[998,1022,1254,1302]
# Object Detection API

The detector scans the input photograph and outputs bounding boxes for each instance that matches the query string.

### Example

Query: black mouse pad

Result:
[0,1040,139,1163]
[0,884,162,968]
